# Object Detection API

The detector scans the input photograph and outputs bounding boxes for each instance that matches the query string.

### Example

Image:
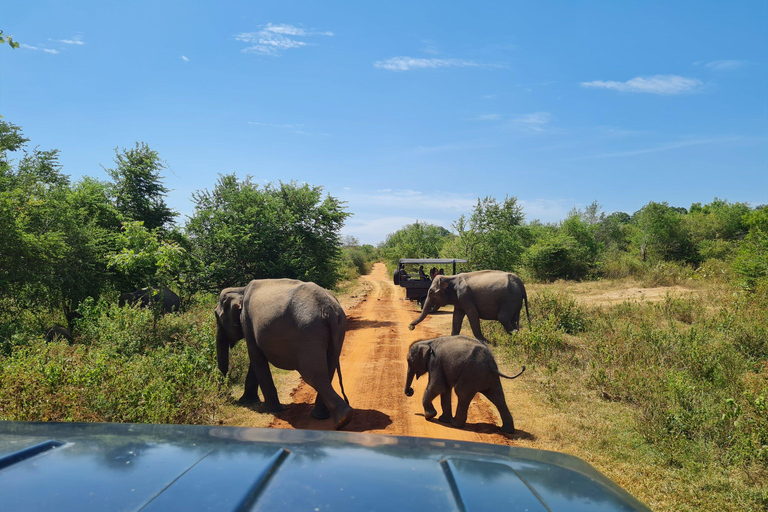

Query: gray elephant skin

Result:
[404,335,524,433]
[215,279,352,430]
[408,270,530,343]
[119,287,180,314]
[45,324,73,343]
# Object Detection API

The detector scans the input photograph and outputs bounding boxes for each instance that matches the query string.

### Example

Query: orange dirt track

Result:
[269,263,515,445]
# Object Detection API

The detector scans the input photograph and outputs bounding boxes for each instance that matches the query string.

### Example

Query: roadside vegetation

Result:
[482,282,767,511]
[0,116,765,510]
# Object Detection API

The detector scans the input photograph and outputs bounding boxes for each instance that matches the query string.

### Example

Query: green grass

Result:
[485,285,768,511]
[0,294,229,424]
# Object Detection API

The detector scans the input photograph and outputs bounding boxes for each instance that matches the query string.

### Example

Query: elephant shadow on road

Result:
[416,413,536,441]
[346,317,397,331]
[277,402,393,432]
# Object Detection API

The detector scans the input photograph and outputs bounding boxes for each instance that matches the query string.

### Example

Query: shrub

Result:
[524,232,592,281]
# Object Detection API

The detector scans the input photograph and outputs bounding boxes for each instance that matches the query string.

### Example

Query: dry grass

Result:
[479,278,768,511]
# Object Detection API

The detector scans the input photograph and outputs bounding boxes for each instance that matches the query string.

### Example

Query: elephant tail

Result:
[497,366,525,380]
[524,289,531,328]
[327,308,350,405]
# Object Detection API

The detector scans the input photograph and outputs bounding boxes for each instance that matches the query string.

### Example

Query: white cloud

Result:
[421,39,439,55]
[703,60,745,71]
[374,56,480,72]
[20,43,59,54]
[235,23,332,56]
[180,55,189,62]
[581,75,703,94]
[506,112,551,132]
[57,35,84,45]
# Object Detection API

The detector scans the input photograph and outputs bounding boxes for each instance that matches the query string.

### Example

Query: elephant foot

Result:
[451,418,467,429]
[424,409,437,420]
[237,393,261,406]
[438,414,452,424]
[259,402,284,414]
[500,423,515,434]
[333,405,353,430]
[310,407,331,421]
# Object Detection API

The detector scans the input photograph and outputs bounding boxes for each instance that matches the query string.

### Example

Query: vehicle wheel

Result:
[393,270,400,286]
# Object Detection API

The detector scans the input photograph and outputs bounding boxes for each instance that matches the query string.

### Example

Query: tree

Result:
[733,207,768,290]
[0,30,20,49]
[0,120,120,318]
[107,220,189,292]
[379,221,452,264]
[187,175,349,290]
[630,202,697,263]
[444,196,526,272]
[105,142,177,231]
[595,212,631,251]
[525,232,592,281]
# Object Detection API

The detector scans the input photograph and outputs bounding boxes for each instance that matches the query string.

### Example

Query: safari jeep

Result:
[393,258,468,309]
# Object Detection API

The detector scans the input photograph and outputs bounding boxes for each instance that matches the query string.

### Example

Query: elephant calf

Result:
[404,335,524,434]
[119,287,180,314]
[45,324,73,344]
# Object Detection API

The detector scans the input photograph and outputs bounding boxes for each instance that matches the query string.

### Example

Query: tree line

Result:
[379,196,767,290]
[0,119,352,336]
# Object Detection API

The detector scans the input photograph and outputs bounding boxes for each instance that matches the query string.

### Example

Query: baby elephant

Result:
[404,335,524,434]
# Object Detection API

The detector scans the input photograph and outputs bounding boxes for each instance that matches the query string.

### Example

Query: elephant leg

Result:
[451,308,466,336]
[451,387,475,429]
[299,349,352,430]
[311,394,331,420]
[464,307,488,343]
[438,389,453,424]
[245,338,282,413]
[239,364,261,404]
[482,383,515,434]
[422,375,445,420]
[497,311,517,334]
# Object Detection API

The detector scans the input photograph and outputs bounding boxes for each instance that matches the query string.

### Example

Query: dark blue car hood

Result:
[0,421,649,511]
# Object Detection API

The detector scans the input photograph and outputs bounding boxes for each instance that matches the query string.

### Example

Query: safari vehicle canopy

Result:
[394,258,468,307]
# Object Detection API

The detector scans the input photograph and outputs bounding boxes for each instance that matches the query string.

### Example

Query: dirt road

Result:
[269,263,516,445]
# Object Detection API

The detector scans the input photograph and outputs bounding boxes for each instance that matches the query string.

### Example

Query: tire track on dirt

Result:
[269,263,515,445]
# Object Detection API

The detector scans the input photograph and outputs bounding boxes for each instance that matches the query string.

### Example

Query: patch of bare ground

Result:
[528,279,700,306]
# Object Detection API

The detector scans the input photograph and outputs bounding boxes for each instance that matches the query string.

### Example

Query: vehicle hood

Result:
[0,421,649,511]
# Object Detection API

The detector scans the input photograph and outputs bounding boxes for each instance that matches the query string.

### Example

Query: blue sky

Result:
[3,1,767,244]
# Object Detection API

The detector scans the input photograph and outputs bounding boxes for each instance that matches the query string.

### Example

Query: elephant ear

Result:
[417,343,433,368]
[227,295,243,323]
[436,275,449,290]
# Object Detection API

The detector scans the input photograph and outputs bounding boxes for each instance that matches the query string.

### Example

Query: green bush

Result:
[532,290,589,334]
[0,293,227,424]
[524,232,592,281]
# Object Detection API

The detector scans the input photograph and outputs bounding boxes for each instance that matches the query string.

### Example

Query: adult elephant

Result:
[119,287,180,314]
[215,279,352,430]
[408,270,530,343]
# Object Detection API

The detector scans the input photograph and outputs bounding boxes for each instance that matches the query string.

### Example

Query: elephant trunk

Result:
[408,296,433,330]
[404,367,415,397]
[216,327,230,376]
